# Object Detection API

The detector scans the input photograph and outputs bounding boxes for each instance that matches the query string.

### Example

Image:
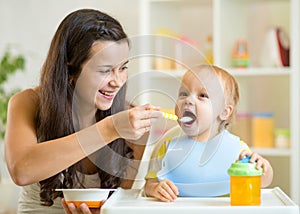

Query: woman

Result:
[5,9,160,213]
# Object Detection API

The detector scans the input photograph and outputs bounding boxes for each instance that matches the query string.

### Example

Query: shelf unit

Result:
[137,0,300,204]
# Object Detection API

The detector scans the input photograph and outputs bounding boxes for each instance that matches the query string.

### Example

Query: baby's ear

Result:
[219,105,233,120]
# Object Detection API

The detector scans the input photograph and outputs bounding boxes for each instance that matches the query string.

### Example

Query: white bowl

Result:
[56,188,116,208]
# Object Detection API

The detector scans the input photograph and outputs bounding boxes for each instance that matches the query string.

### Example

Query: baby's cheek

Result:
[174,102,180,116]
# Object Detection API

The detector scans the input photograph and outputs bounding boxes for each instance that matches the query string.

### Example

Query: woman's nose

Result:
[109,69,123,87]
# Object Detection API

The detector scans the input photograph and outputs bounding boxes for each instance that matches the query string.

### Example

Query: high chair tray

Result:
[101,187,299,214]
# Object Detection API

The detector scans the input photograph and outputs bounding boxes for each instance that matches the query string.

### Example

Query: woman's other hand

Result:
[62,198,99,214]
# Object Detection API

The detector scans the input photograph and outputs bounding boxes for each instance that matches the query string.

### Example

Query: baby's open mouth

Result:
[180,111,196,125]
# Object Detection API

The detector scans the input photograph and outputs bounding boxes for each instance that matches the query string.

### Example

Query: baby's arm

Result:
[238,150,274,187]
[144,178,178,202]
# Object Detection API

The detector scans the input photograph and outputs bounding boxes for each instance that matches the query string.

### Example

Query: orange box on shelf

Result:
[251,112,274,148]
[230,112,252,147]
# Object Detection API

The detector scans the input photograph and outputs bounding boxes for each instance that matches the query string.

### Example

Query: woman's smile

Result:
[98,89,117,101]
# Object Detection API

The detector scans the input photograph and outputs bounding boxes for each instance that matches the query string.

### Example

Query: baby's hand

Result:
[238,150,272,177]
[152,179,178,202]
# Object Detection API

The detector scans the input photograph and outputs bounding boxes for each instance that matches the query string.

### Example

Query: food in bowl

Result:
[56,188,116,208]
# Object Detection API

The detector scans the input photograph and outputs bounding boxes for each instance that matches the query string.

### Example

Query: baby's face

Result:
[175,69,226,141]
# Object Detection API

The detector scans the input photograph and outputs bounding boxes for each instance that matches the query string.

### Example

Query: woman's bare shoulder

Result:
[9,87,40,107]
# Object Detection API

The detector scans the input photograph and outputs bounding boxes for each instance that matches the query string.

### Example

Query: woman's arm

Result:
[4,89,119,185]
[5,89,160,186]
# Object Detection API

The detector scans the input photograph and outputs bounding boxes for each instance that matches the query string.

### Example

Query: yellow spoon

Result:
[161,111,193,123]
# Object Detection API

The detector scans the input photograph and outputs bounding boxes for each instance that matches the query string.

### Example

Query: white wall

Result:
[0,0,140,91]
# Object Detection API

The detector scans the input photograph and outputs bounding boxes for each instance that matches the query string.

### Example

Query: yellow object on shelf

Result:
[204,35,214,64]
[154,57,175,70]
[251,112,274,148]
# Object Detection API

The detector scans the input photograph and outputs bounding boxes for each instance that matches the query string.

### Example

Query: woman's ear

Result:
[219,105,233,121]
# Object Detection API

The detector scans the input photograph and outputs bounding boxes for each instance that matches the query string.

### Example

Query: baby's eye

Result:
[198,93,209,99]
[178,91,188,97]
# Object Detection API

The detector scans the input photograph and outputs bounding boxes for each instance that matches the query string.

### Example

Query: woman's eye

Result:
[98,69,111,74]
[120,66,128,71]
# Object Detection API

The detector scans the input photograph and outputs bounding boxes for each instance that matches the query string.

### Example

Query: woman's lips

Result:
[98,90,115,100]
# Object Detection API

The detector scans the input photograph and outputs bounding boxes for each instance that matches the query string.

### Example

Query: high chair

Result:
[131,125,183,189]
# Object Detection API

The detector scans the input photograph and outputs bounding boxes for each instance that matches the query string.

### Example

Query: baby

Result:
[144,64,273,202]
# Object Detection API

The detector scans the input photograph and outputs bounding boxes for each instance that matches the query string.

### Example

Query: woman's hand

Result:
[62,199,99,214]
[238,150,274,187]
[111,103,162,140]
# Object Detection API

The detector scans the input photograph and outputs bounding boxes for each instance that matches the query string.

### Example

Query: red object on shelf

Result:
[275,28,290,66]
[261,27,290,67]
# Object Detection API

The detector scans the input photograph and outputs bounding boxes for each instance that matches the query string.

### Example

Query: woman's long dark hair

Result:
[36,9,131,206]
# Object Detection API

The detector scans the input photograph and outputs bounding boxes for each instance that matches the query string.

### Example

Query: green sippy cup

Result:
[227,156,263,206]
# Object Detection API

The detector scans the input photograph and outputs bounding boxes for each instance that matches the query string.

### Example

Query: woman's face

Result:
[74,40,129,111]
[175,69,226,141]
